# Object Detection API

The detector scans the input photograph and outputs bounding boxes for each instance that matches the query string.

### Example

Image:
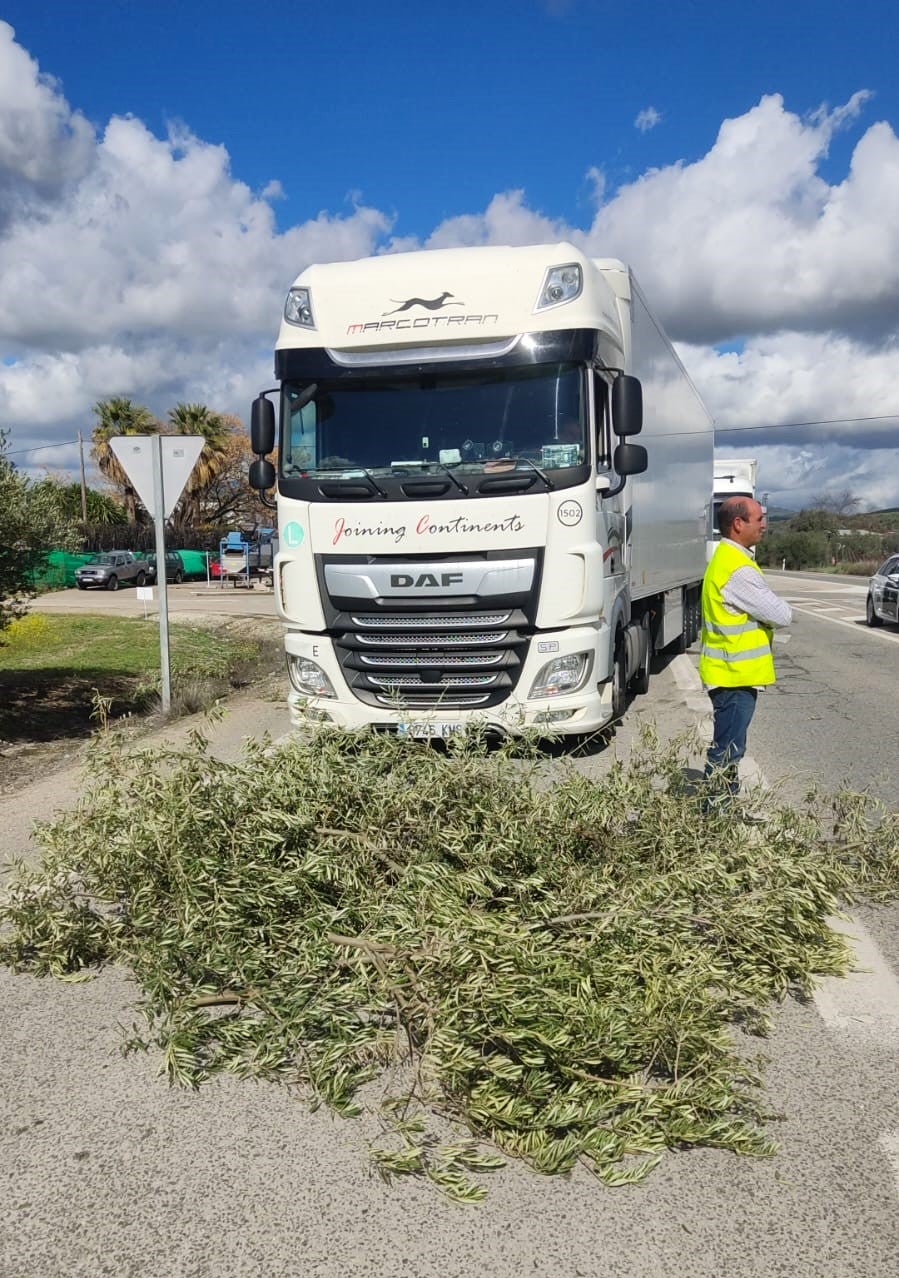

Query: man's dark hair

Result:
[717,496,753,537]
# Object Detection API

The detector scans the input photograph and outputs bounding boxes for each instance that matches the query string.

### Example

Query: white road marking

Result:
[790,603,899,641]
[812,917,899,1046]
[668,653,709,714]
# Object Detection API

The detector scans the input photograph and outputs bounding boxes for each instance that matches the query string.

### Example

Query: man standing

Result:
[699,496,792,804]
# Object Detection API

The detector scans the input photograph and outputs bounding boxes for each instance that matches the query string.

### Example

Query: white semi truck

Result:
[249,242,713,737]
[707,456,758,560]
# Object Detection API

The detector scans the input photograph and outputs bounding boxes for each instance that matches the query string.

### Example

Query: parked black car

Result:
[146,551,185,585]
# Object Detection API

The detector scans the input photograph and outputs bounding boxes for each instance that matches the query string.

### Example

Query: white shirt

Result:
[719,540,793,628]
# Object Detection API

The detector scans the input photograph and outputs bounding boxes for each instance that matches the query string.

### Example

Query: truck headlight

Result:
[535,264,582,312]
[529,652,592,699]
[287,655,336,698]
[284,286,316,328]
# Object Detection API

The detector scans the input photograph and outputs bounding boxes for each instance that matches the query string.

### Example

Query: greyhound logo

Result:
[383,291,464,316]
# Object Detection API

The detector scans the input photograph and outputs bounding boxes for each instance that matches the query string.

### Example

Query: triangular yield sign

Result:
[109,435,205,519]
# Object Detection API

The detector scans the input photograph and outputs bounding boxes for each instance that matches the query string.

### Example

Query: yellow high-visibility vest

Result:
[698,541,776,687]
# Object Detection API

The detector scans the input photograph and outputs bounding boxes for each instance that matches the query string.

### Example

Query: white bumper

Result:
[283,624,615,736]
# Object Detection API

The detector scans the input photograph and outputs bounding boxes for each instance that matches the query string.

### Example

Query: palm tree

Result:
[91,397,159,522]
[167,404,236,529]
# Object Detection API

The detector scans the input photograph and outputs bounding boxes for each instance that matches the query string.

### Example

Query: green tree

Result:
[0,434,79,634]
[790,508,839,534]
[91,397,160,522]
[167,404,237,530]
[31,478,126,526]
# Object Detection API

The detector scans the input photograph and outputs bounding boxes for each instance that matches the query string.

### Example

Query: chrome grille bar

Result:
[359,652,504,667]
[356,631,507,647]
[352,612,511,629]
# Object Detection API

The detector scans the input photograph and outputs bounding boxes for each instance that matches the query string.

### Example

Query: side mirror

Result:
[613,442,648,477]
[251,395,276,456]
[249,458,276,493]
[611,375,643,436]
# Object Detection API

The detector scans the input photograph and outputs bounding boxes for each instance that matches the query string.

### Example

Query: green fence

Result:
[31,549,214,590]
[31,551,95,589]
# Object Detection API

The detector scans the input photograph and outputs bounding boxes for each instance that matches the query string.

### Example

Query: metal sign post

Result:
[109,435,205,714]
[150,437,172,711]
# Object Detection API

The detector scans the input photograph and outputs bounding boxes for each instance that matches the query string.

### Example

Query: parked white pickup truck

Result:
[75,550,150,591]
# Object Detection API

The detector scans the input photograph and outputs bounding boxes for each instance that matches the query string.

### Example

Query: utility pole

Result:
[77,431,88,521]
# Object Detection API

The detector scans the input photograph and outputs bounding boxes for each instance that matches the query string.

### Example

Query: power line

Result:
[6,439,79,456]
[6,412,899,455]
[716,413,899,433]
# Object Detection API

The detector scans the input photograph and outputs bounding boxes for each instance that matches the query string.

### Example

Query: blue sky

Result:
[6,0,891,236]
[1,0,898,507]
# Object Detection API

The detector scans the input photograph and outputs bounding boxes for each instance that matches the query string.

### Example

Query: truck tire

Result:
[76,582,86,590]
[174,570,183,584]
[135,571,146,587]
[611,632,627,721]
[631,619,652,696]
[106,575,118,591]
[866,594,882,627]
[675,587,700,652]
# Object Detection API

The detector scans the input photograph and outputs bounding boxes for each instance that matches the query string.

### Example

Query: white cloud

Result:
[584,92,893,344]
[1,19,897,510]
[683,333,899,509]
[0,21,94,214]
[423,190,567,250]
[635,107,662,132]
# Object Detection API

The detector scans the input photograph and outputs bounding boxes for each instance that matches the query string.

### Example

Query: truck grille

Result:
[333,608,530,709]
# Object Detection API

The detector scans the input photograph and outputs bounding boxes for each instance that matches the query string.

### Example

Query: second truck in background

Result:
[707,457,759,560]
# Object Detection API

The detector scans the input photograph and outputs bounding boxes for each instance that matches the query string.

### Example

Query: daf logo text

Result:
[390,572,464,589]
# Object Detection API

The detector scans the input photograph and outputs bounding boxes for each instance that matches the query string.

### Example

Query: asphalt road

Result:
[2,573,898,1278]
[31,578,279,622]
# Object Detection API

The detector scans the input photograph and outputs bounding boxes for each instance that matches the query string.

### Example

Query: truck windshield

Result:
[280,363,586,480]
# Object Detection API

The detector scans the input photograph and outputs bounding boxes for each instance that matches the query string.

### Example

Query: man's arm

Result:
[723,566,793,627]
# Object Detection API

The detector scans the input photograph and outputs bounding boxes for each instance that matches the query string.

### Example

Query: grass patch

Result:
[2,725,897,1200]
[0,614,282,746]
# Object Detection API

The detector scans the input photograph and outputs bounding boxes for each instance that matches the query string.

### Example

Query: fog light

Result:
[529,652,592,699]
[287,655,336,697]
[535,264,582,311]
[534,709,576,723]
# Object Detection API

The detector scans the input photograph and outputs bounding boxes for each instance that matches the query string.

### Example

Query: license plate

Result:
[399,721,463,739]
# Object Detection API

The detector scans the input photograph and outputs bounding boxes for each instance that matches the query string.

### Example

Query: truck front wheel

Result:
[611,633,627,721]
[631,619,652,696]
[106,575,118,591]
[135,571,146,587]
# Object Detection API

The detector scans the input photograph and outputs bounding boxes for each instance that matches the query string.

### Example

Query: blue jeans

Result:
[704,687,758,799]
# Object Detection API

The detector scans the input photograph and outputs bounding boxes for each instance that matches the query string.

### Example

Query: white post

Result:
[150,436,172,713]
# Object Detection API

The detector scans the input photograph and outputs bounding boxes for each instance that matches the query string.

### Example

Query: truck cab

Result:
[250,243,712,736]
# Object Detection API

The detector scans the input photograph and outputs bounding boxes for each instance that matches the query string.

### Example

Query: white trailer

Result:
[708,456,758,560]
[249,242,713,736]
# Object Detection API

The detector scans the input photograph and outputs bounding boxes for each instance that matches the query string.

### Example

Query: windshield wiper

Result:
[433,463,468,495]
[315,465,389,498]
[483,458,554,489]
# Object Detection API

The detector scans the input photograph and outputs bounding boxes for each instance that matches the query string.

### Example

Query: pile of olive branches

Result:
[2,725,897,1200]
